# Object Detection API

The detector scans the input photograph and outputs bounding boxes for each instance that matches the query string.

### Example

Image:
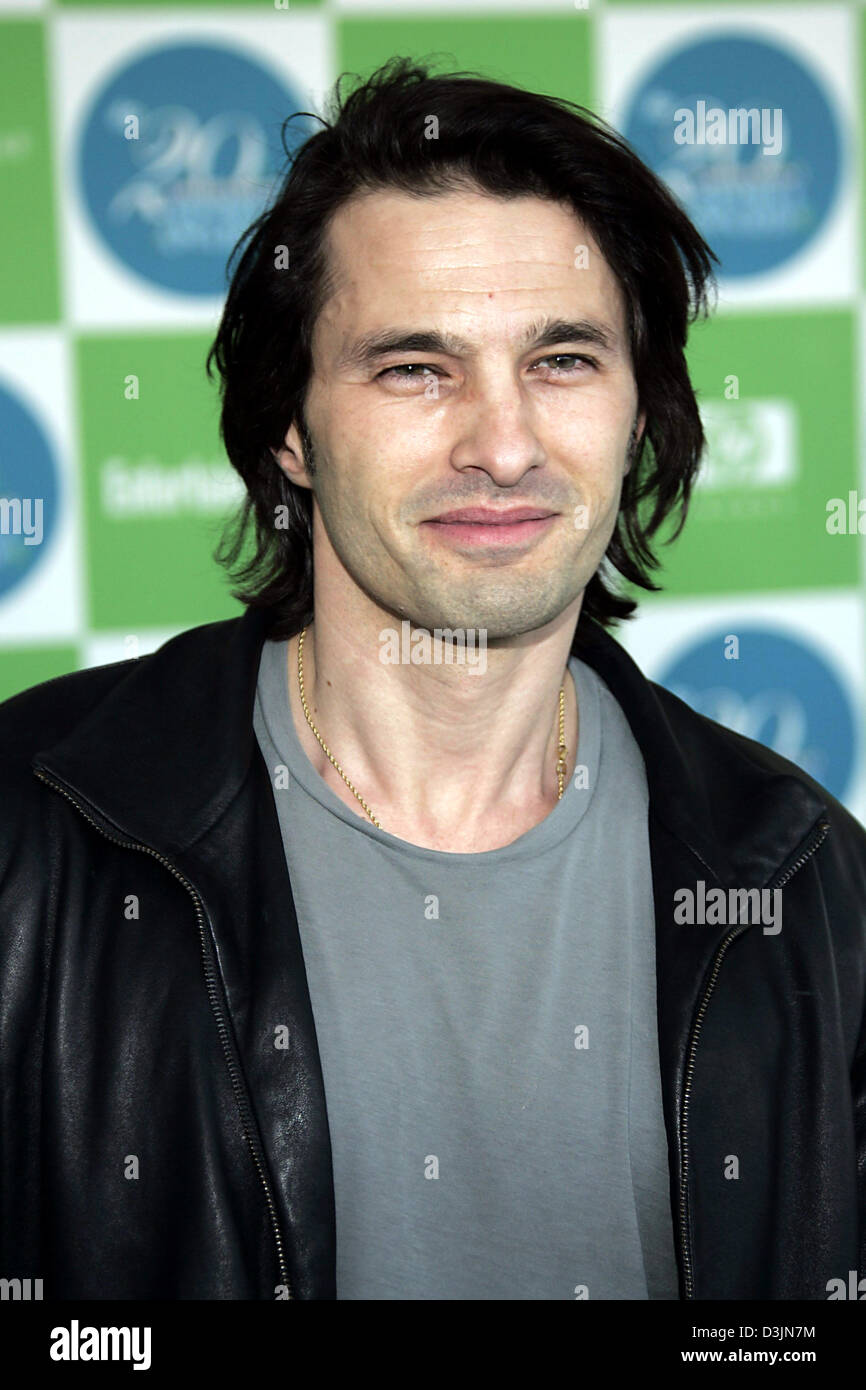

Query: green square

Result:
[76,333,247,630]
[633,310,857,600]
[338,15,594,112]
[0,22,60,324]
[862,3,866,294]
[0,645,79,705]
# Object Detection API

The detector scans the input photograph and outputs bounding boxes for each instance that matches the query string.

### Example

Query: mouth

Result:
[420,507,559,549]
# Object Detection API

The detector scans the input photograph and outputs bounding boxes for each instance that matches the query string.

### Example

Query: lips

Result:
[427,507,557,524]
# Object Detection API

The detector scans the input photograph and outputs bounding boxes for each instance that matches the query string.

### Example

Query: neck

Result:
[286,601,581,854]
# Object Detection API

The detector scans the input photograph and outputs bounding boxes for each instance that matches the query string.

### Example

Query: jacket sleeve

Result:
[0,697,59,1284]
[824,801,866,1286]
[854,976,866,1282]
[0,661,141,1289]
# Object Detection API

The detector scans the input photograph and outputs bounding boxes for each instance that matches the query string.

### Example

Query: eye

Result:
[376,363,442,382]
[531,354,597,374]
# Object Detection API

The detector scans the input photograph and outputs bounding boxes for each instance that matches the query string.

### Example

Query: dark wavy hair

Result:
[206,56,718,640]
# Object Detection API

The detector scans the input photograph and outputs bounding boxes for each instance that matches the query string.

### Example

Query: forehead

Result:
[315,186,628,346]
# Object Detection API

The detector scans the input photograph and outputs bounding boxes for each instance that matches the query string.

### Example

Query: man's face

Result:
[276,185,644,640]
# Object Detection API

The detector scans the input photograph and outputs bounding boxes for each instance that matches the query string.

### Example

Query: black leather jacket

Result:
[1,604,865,1300]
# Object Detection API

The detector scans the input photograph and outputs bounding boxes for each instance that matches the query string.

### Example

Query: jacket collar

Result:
[32,605,827,887]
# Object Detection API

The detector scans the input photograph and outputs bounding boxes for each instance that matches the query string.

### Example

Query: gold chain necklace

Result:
[296,625,568,831]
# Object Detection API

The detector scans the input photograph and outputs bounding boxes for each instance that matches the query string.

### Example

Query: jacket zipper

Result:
[677,815,831,1300]
[32,768,292,1300]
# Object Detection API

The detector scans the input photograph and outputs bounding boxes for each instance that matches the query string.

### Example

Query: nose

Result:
[449,377,547,486]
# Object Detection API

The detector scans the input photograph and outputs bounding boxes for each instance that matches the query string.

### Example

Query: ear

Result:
[271,420,314,491]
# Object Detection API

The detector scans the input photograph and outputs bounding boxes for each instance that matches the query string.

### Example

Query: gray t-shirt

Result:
[253,637,680,1300]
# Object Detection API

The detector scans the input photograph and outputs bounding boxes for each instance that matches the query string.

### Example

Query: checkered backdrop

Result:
[1,0,864,822]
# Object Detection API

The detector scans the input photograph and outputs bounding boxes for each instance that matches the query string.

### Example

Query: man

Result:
[1,58,865,1302]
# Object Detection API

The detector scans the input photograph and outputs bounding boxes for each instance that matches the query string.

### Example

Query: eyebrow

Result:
[336,316,621,372]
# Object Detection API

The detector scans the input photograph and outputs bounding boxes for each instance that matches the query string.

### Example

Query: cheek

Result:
[319,454,385,540]
[567,447,626,502]
[556,409,629,473]
[572,468,626,541]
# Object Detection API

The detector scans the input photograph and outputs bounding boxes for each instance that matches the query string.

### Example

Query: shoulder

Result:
[0,659,139,775]
[649,677,866,866]
[0,615,243,791]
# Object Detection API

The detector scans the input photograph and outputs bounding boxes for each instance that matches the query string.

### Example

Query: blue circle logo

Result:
[623,33,843,277]
[0,384,60,601]
[658,627,855,802]
[78,42,315,295]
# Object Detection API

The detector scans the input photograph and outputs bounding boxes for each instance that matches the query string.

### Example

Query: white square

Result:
[0,330,83,642]
[51,12,333,328]
[615,590,866,826]
[599,5,859,308]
